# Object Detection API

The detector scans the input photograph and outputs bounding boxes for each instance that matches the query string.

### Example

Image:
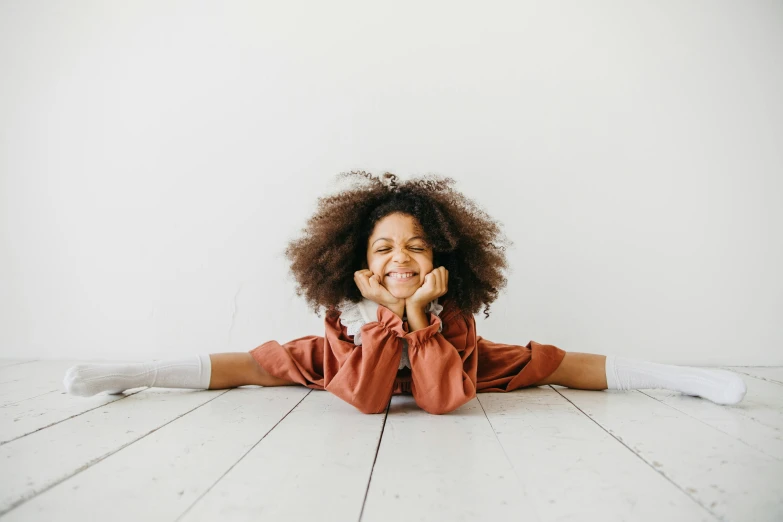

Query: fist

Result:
[354,269,403,309]
[407,266,448,308]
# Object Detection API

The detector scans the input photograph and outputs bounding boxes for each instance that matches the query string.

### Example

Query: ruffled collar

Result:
[338,298,443,346]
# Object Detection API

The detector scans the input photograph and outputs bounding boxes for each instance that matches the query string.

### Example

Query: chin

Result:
[389,290,415,299]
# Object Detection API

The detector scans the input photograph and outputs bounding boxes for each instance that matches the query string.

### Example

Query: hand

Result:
[354,269,404,311]
[407,266,448,311]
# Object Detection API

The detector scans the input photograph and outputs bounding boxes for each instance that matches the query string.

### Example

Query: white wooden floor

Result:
[1,359,781,522]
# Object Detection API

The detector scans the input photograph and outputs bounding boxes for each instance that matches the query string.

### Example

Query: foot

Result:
[63,363,148,397]
[675,367,747,405]
[606,356,748,405]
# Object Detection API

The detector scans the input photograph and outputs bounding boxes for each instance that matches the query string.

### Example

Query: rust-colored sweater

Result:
[249,298,565,415]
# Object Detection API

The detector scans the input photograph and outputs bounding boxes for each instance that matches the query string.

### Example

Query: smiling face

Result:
[366,212,434,299]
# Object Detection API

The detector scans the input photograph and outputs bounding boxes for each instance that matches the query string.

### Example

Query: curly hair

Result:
[285,170,512,319]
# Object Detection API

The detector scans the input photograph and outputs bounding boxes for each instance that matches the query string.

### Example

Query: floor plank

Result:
[0,360,36,369]
[1,387,309,522]
[558,388,783,522]
[180,390,386,522]
[713,372,783,432]
[0,361,79,407]
[361,396,532,522]
[0,388,225,515]
[642,376,783,461]
[725,367,783,386]
[0,360,780,521]
[0,391,131,445]
[478,387,715,522]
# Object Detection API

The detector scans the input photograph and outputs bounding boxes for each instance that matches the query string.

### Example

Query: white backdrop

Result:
[1,1,781,365]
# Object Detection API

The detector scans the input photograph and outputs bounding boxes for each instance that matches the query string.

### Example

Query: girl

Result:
[64,171,747,414]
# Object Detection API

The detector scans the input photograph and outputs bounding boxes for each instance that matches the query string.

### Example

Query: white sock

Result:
[63,355,212,397]
[605,356,747,405]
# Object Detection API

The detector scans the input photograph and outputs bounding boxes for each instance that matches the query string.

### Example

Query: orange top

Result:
[326,301,477,415]
[249,298,565,415]
[252,299,476,415]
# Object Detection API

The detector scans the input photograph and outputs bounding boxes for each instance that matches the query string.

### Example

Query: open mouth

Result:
[386,272,417,281]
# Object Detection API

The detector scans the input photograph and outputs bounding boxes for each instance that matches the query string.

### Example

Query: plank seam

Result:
[1,389,61,408]
[0,388,234,517]
[722,368,783,386]
[357,400,391,522]
[0,360,38,369]
[476,394,544,522]
[548,386,723,522]
[174,388,313,522]
[0,389,147,447]
[636,390,783,463]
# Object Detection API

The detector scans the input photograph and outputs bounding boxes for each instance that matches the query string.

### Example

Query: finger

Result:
[354,271,372,294]
[434,267,447,290]
[425,271,437,291]
[428,268,442,295]
[370,274,391,295]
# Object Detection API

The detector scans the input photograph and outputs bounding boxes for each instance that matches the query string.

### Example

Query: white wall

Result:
[1,1,781,365]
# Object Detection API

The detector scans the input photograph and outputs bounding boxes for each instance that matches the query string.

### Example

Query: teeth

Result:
[389,273,414,279]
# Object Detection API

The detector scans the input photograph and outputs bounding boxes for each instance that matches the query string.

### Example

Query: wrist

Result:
[405,300,427,316]
[386,301,405,319]
[404,302,430,333]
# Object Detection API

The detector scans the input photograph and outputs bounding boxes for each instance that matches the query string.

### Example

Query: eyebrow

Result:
[371,236,426,246]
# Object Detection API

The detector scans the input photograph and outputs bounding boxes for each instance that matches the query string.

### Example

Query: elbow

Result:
[335,389,387,414]
[358,406,386,415]
[416,392,475,415]
[354,400,387,415]
[420,403,458,415]
[414,378,477,415]
[325,381,389,414]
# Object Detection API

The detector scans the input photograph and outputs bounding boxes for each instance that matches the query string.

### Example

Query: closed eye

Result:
[376,248,425,252]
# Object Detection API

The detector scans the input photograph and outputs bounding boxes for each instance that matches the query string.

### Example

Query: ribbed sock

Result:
[63,355,212,397]
[605,355,746,405]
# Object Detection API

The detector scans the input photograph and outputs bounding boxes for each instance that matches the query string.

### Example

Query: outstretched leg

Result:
[64,353,294,397]
[532,352,608,390]
[532,352,747,405]
[209,353,294,389]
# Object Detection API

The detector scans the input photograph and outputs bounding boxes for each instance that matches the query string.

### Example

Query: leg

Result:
[64,352,295,397]
[532,351,747,405]
[531,352,608,389]
[208,353,295,389]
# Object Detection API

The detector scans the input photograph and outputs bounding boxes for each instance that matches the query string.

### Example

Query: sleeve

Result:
[323,305,407,414]
[337,299,381,346]
[405,308,478,415]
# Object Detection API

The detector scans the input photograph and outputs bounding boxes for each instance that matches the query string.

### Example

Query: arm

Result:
[323,305,406,414]
[404,307,478,415]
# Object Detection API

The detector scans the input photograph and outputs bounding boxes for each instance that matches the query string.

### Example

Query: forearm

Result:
[326,307,407,414]
[404,314,478,414]
[385,302,405,319]
[405,302,429,332]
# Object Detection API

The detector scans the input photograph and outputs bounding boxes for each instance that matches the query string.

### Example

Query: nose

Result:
[392,248,411,263]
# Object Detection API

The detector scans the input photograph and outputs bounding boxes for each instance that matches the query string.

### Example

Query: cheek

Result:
[367,257,382,272]
[418,255,434,272]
